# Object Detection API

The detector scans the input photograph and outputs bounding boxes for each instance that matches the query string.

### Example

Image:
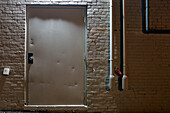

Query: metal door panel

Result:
[27,6,86,105]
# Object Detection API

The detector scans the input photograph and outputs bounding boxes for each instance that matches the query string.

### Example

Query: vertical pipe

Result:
[24,6,28,105]
[109,0,115,91]
[110,0,113,80]
[123,0,125,75]
[111,0,114,82]
[122,0,128,90]
[119,0,123,91]
[146,0,149,31]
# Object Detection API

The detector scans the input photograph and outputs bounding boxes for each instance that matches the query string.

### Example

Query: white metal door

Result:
[27,6,86,105]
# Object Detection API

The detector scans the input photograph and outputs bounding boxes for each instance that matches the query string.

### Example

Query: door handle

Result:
[83,54,86,64]
[28,53,34,64]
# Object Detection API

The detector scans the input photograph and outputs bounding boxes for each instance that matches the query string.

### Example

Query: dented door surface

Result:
[27,6,86,105]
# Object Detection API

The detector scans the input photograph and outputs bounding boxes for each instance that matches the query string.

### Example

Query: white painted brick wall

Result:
[0,0,117,112]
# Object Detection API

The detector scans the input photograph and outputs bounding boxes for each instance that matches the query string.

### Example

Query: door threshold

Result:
[25,105,87,108]
[24,105,87,111]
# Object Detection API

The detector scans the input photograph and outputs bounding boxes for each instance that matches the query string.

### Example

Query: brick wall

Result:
[0,0,117,112]
[113,0,170,112]
[1,0,170,112]
[149,0,170,30]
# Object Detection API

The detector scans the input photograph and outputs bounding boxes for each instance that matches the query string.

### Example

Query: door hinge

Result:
[84,17,86,23]
[84,54,86,64]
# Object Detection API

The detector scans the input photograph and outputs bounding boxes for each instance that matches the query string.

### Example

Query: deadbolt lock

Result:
[28,53,34,64]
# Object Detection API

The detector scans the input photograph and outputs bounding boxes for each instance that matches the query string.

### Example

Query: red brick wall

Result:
[113,0,170,112]
[149,0,170,30]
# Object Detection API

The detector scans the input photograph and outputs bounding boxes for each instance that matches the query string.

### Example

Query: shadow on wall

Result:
[141,0,170,34]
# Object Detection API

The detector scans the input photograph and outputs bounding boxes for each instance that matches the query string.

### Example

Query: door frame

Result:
[24,5,87,108]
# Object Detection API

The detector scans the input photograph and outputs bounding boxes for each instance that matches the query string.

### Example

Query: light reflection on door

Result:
[27,6,86,105]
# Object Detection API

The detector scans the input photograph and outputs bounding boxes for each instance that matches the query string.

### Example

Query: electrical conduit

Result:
[106,0,115,91]
[122,0,128,90]
[109,0,115,91]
